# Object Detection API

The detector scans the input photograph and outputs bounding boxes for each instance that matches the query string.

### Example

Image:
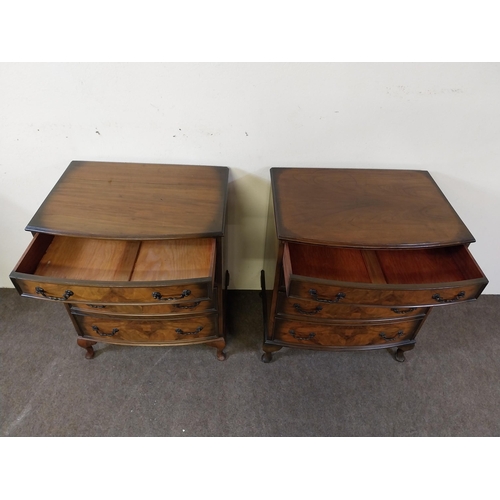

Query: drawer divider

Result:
[128,241,143,281]
[361,250,387,284]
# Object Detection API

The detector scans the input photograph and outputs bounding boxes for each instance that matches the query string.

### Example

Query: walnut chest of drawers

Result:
[260,168,488,362]
[10,161,229,361]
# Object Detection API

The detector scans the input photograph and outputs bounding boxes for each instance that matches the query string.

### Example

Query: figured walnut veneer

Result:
[11,161,229,361]
[262,167,488,363]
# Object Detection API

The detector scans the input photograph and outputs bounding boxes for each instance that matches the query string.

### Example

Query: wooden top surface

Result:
[271,168,475,248]
[27,161,229,239]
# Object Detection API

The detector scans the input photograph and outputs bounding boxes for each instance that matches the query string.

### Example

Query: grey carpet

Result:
[1,288,499,436]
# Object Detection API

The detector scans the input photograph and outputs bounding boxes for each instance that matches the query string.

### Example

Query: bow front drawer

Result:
[10,233,216,304]
[274,317,422,348]
[283,242,488,308]
[276,292,428,320]
[73,312,218,344]
[72,299,214,316]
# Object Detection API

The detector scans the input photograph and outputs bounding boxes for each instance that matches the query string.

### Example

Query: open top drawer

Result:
[10,233,216,304]
[283,242,488,307]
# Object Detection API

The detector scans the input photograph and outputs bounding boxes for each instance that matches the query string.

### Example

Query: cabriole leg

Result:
[207,338,227,361]
[77,338,97,359]
[261,344,282,363]
[395,344,415,362]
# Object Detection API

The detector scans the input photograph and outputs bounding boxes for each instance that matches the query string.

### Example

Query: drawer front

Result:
[10,276,212,305]
[273,318,422,347]
[72,299,215,316]
[10,233,216,305]
[277,293,428,320]
[74,313,218,344]
[288,278,487,308]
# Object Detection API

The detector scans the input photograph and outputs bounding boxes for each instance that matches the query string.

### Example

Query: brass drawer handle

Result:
[309,289,345,303]
[92,325,119,337]
[289,329,316,340]
[432,291,465,303]
[379,330,404,342]
[293,303,323,315]
[152,290,191,301]
[35,286,73,301]
[391,307,417,314]
[175,326,203,335]
[173,301,200,310]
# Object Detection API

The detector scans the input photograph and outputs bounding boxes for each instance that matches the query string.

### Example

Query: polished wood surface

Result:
[27,161,229,239]
[11,162,228,361]
[273,317,422,347]
[75,313,218,344]
[12,276,213,304]
[72,300,214,316]
[287,277,487,307]
[276,293,428,320]
[271,168,475,248]
[262,167,488,363]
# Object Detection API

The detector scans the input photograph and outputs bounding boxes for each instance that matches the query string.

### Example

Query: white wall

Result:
[1,63,499,292]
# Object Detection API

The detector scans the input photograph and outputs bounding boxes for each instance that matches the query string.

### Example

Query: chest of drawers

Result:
[261,168,488,362]
[10,161,229,361]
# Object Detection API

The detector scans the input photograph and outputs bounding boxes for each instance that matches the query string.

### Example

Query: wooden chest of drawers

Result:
[10,161,229,361]
[261,168,488,362]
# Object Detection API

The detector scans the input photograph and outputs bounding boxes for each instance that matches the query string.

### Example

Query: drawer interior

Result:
[285,242,484,285]
[375,246,484,284]
[285,243,372,283]
[130,239,215,281]
[17,234,216,282]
